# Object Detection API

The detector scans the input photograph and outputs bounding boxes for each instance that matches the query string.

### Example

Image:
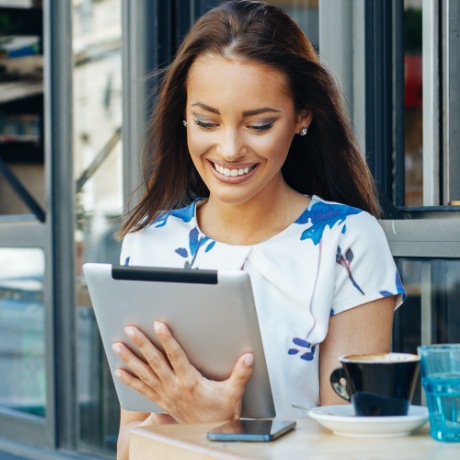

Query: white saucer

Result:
[308,405,429,438]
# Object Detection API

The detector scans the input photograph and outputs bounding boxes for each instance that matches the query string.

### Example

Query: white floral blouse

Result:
[120,195,405,418]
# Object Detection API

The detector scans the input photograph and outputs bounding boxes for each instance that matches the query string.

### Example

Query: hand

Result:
[111,321,254,423]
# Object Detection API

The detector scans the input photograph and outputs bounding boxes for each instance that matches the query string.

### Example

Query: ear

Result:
[297,109,313,130]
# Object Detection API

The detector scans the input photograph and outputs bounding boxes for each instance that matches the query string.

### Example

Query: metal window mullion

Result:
[121,0,150,209]
[420,263,433,346]
[419,261,431,408]
[444,0,460,203]
[422,0,441,206]
[319,0,353,113]
[46,0,76,451]
[381,218,460,258]
[319,0,367,153]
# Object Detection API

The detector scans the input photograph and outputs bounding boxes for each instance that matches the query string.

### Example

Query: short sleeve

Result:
[331,212,405,315]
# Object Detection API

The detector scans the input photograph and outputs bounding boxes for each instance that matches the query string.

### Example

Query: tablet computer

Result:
[82,263,275,418]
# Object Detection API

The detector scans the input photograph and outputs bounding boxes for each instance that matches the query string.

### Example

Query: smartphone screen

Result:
[207,419,296,442]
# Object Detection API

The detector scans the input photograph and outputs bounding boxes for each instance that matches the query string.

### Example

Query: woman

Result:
[113,1,405,457]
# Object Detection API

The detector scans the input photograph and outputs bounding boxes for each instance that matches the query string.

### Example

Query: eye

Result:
[249,122,274,132]
[193,119,219,129]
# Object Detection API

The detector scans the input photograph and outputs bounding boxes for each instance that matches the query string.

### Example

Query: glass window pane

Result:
[0,247,46,417]
[394,258,460,346]
[404,1,423,206]
[72,0,122,454]
[393,258,460,402]
[0,6,45,219]
[267,0,319,50]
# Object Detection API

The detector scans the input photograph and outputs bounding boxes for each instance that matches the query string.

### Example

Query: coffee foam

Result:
[341,353,419,363]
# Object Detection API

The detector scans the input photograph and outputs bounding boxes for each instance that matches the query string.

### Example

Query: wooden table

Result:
[129,417,460,459]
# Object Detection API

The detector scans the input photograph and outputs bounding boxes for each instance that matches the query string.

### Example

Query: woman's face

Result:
[185,55,311,207]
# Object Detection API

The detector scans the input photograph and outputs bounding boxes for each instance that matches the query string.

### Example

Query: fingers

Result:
[112,323,253,423]
[112,325,172,393]
[113,322,191,387]
[153,321,191,376]
[114,366,161,402]
[125,326,170,376]
[112,341,162,388]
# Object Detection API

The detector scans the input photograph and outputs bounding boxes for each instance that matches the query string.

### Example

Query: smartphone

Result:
[207,419,296,442]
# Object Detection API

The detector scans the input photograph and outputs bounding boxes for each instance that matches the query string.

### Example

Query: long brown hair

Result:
[118,0,380,238]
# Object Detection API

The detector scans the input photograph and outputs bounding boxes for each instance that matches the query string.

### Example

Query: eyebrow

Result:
[191,102,281,117]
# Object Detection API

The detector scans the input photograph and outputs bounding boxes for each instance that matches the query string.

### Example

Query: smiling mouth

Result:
[213,163,256,178]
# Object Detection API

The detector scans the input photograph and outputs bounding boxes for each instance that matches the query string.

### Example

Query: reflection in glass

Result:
[267,0,319,50]
[72,0,122,454]
[393,258,460,402]
[0,247,45,416]
[404,1,423,206]
[0,6,45,219]
[394,259,460,348]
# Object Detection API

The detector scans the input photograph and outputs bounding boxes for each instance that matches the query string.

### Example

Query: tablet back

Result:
[83,263,275,418]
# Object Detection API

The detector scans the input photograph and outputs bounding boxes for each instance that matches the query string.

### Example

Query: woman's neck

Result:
[196,187,310,246]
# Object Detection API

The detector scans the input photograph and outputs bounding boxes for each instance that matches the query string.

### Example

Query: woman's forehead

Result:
[186,55,292,101]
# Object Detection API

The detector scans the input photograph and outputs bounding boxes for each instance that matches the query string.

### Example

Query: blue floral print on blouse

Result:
[336,245,365,295]
[297,199,365,297]
[380,271,406,300]
[149,200,217,268]
[395,271,405,296]
[296,200,362,245]
[288,338,316,361]
[154,199,199,228]
[288,200,363,362]
[175,227,216,268]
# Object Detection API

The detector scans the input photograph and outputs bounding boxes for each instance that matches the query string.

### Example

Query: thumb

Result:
[229,353,254,388]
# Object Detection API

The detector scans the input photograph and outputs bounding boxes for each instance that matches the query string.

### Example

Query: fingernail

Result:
[154,321,162,333]
[114,370,123,378]
[112,343,122,353]
[244,354,254,366]
[125,326,135,337]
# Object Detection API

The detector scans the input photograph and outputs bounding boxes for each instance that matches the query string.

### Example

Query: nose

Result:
[217,127,245,161]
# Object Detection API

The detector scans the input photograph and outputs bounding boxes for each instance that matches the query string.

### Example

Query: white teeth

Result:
[214,163,253,177]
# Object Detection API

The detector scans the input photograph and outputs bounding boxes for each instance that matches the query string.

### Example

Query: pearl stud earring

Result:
[182,120,187,127]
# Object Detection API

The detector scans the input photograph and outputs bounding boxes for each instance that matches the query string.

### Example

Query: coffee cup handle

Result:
[330,367,351,401]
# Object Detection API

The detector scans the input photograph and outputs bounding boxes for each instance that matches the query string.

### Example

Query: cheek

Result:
[187,131,212,158]
[186,133,212,176]
[256,132,294,161]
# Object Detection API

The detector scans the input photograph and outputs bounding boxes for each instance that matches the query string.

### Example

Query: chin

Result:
[208,190,260,207]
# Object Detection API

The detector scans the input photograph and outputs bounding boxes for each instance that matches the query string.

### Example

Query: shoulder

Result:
[295,195,378,245]
[119,199,201,265]
[326,202,389,255]
[151,199,200,229]
[129,199,200,235]
[296,195,366,226]
[313,195,381,231]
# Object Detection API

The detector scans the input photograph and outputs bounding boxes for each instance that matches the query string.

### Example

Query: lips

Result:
[213,162,256,178]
